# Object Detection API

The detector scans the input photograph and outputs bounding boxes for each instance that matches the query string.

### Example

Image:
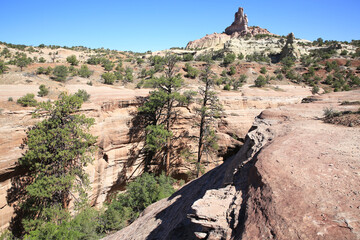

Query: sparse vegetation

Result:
[53,65,69,82]
[255,75,267,87]
[66,55,79,66]
[17,93,37,107]
[38,84,49,97]
[78,64,93,78]
[102,72,116,85]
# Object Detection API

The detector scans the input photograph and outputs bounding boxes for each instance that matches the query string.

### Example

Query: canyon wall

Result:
[104,90,360,240]
[0,84,311,230]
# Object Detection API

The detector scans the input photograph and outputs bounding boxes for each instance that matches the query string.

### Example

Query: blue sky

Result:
[1,0,360,52]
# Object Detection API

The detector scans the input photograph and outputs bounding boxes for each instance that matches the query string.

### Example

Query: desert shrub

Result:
[101,173,175,232]
[0,60,8,74]
[228,66,236,76]
[53,65,68,82]
[102,72,116,85]
[300,55,313,67]
[345,60,351,67]
[17,93,37,107]
[183,53,194,61]
[238,53,244,60]
[223,53,236,66]
[68,65,78,76]
[232,74,247,90]
[260,66,267,74]
[75,89,90,102]
[36,67,46,74]
[102,60,114,72]
[276,73,284,80]
[255,75,267,87]
[311,85,320,94]
[8,97,13,102]
[136,58,145,65]
[246,52,270,63]
[66,55,79,66]
[16,55,32,71]
[340,50,348,56]
[78,65,93,78]
[124,67,133,83]
[281,56,295,70]
[184,63,199,79]
[39,57,46,63]
[38,84,49,97]
[87,56,102,65]
[223,84,231,91]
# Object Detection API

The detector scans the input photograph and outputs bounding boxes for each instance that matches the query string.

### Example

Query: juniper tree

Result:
[8,93,97,237]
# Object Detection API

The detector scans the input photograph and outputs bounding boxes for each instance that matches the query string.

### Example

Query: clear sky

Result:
[1,0,360,52]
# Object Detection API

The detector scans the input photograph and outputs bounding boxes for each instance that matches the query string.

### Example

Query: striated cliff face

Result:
[104,90,360,240]
[0,84,311,230]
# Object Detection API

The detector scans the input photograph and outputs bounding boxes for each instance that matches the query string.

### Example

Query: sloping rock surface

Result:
[104,90,360,240]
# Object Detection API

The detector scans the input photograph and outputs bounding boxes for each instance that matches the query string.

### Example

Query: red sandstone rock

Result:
[104,90,360,240]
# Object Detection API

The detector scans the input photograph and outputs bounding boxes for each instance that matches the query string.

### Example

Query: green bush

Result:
[53,65,68,82]
[228,66,236,76]
[223,84,231,91]
[39,57,46,63]
[38,84,49,97]
[184,63,199,79]
[75,89,90,102]
[260,66,267,74]
[101,173,175,232]
[312,85,320,94]
[255,75,267,87]
[36,67,46,74]
[102,72,116,85]
[124,67,133,83]
[8,97,13,102]
[223,53,236,66]
[183,53,194,61]
[17,93,37,107]
[0,60,8,74]
[78,65,93,78]
[238,53,244,60]
[102,60,114,72]
[66,55,79,66]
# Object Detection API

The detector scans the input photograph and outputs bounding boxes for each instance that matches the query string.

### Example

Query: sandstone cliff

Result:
[0,83,311,230]
[104,90,360,240]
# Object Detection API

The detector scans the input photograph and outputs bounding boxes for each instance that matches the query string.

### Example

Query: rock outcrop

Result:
[279,32,301,60]
[104,90,360,240]
[0,83,311,230]
[225,7,248,35]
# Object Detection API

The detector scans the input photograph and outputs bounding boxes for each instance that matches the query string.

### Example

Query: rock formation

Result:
[279,32,301,60]
[0,83,311,231]
[225,7,248,35]
[104,90,360,240]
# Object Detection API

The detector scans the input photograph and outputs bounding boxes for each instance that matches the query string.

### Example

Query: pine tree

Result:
[195,62,222,177]
[8,92,97,237]
[138,54,185,174]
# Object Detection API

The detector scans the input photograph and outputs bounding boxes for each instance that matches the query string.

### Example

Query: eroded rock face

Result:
[225,7,248,35]
[0,84,311,230]
[104,90,360,240]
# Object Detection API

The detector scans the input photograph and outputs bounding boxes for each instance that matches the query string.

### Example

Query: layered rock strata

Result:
[104,90,360,240]
[0,84,311,230]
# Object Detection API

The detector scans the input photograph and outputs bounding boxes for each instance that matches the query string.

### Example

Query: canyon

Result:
[104,90,360,240]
